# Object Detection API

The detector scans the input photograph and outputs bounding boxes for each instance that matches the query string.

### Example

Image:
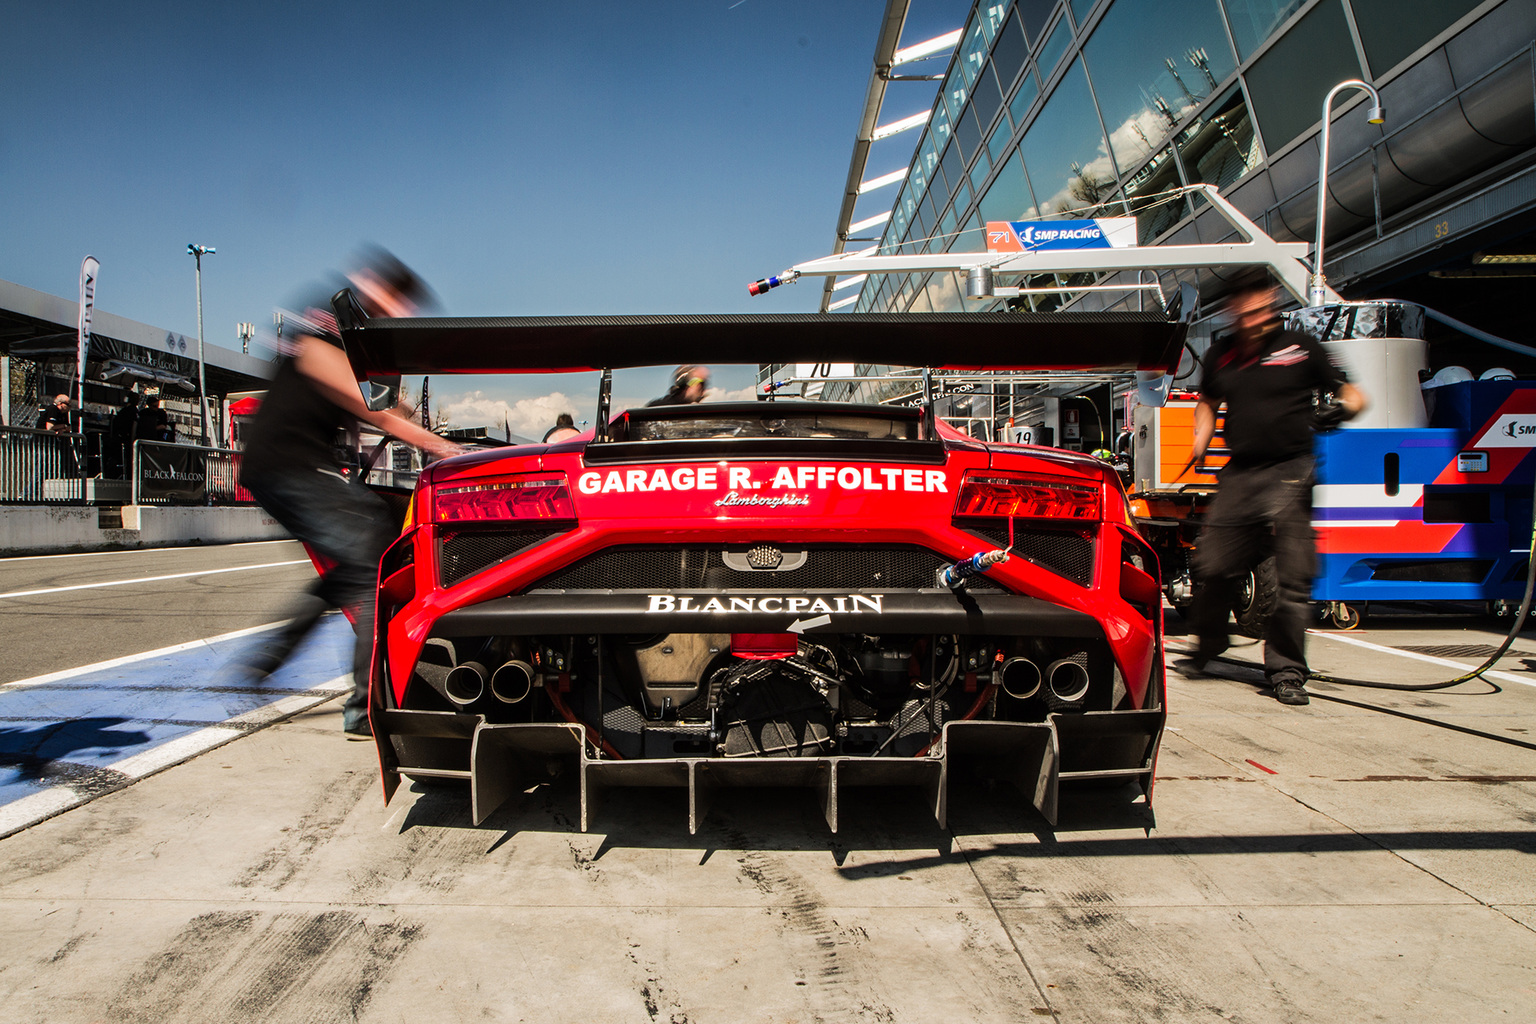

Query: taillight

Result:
[433,475,575,523]
[955,474,1101,521]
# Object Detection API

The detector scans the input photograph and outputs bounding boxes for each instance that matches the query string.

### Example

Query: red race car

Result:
[337,308,1186,832]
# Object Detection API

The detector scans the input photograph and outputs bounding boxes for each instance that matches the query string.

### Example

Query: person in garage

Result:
[1183,280,1367,706]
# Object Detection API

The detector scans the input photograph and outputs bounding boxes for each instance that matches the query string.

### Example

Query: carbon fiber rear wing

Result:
[332,310,1188,378]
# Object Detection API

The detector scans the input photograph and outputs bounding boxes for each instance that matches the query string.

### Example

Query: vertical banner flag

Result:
[77,256,100,410]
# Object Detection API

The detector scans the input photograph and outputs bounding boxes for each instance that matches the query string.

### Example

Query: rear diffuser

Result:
[379,707,1163,833]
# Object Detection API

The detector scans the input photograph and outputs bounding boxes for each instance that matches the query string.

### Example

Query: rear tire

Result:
[1233,557,1278,639]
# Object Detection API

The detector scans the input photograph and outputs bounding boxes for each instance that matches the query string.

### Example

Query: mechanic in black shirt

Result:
[237,251,462,736]
[1186,282,1367,705]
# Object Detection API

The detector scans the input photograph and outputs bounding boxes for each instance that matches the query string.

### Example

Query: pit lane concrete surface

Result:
[0,543,1533,1022]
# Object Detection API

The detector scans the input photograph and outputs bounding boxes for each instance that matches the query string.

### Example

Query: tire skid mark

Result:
[625,941,693,1024]
[346,789,497,904]
[725,828,898,1023]
[0,811,140,885]
[1030,902,1308,1023]
[233,769,373,893]
[103,908,421,1024]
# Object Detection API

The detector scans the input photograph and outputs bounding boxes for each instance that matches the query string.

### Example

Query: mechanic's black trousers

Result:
[241,466,393,721]
[1190,457,1315,683]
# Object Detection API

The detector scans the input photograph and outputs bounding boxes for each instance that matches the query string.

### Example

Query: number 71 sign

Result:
[794,363,857,379]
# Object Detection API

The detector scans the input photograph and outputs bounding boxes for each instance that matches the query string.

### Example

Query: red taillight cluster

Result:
[954,474,1101,521]
[434,475,575,523]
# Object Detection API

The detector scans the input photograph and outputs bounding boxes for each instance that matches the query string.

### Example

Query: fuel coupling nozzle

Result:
[939,549,1010,590]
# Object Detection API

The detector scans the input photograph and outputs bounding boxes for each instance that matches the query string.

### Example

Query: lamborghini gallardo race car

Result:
[336,308,1187,832]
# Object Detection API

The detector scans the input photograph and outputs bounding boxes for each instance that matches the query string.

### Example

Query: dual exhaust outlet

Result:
[999,656,1090,703]
[444,659,535,708]
[445,655,1089,708]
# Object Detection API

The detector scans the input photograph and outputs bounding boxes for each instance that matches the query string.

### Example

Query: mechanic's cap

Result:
[1422,366,1474,389]
[1481,367,1516,381]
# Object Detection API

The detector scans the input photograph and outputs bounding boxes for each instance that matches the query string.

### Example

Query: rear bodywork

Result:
[343,312,1183,832]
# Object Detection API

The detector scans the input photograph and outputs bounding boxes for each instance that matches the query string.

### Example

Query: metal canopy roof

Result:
[0,278,273,396]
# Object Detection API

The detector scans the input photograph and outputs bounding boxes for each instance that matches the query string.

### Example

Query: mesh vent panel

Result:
[530,545,1000,592]
[439,528,566,586]
[964,523,1094,587]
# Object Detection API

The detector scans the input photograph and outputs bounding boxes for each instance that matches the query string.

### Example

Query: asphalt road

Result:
[0,544,1533,1022]
[0,540,314,684]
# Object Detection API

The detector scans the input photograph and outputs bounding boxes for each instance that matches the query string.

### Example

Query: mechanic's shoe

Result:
[342,708,372,738]
[1271,677,1310,705]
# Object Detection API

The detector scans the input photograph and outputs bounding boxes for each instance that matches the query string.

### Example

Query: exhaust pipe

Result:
[444,661,487,707]
[999,657,1042,699]
[490,659,535,704]
[1047,659,1091,702]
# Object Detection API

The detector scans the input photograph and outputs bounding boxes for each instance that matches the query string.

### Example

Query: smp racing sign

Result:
[1483,414,1536,446]
[986,217,1137,253]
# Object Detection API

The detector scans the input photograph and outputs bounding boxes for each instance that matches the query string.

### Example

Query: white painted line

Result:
[2,620,290,689]
[0,539,297,563]
[0,559,309,600]
[1308,630,1536,690]
[108,726,245,779]
[0,677,352,840]
[0,787,85,840]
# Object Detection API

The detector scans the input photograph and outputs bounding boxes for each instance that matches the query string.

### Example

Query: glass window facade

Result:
[1122,146,1187,244]
[1175,85,1260,189]
[1221,0,1304,60]
[971,62,1005,130]
[1242,0,1363,152]
[978,150,1034,224]
[856,0,1499,315]
[990,7,1030,94]
[1009,68,1041,125]
[1083,0,1237,173]
[1016,0,1058,44]
[1018,58,1114,217]
[1035,13,1073,77]
[1351,0,1480,77]
[1070,0,1101,27]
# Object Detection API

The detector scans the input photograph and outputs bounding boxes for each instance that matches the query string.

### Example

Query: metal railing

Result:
[0,426,86,503]
[131,440,255,506]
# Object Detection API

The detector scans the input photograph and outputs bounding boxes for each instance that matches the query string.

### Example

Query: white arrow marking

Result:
[788,614,832,633]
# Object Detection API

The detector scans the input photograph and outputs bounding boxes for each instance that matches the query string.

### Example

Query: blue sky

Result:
[3,1,956,435]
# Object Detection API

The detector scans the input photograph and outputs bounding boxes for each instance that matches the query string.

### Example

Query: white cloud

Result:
[704,384,759,402]
[438,389,590,440]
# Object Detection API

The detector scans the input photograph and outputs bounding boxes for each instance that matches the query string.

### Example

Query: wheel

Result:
[1232,557,1278,639]
[1329,603,1362,630]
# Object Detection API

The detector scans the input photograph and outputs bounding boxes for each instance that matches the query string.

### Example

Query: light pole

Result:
[187,243,215,445]
[1310,80,1385,306]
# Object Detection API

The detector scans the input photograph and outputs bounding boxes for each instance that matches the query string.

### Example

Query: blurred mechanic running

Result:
[647,365,711,406]
[237,250,461,736]
[1184,281,1367,706]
